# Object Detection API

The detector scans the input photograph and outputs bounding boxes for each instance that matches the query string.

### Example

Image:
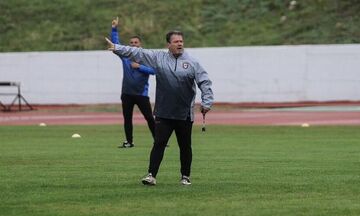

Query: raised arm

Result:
[105,37,159,69]
[110,17,121,45]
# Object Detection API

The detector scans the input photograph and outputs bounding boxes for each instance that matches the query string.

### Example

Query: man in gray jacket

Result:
[105,30,213,186]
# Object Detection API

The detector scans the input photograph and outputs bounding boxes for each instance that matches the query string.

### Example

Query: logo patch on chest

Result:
[182,62,190,69]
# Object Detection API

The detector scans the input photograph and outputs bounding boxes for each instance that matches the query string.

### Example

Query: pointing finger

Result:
[105,37,112,44]
[105,37,115,50]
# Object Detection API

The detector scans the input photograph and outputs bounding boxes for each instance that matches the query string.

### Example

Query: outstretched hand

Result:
[105,37,115,51]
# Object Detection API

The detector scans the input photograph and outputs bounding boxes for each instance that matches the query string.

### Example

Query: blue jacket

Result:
[111,27,155,97]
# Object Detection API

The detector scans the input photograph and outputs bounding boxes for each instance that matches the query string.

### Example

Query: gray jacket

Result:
[113,44,214,121]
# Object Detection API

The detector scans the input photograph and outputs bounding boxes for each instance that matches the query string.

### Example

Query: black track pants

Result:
[121,94,155,143]
[148,117,193,177]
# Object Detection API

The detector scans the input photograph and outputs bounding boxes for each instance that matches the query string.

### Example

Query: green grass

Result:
[1,0,360,52]
[1,125,360,216]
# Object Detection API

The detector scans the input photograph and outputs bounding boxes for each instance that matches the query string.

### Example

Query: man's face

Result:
[129,38,141,47]
[167,34,184,56]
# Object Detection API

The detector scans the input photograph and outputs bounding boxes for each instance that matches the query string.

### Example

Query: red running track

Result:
[1,110,360,126]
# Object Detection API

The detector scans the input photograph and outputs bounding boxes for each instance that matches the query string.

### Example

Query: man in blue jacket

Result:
[110,17,155,148]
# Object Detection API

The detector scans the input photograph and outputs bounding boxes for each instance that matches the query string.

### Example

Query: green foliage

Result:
[1,125,360,215]
[0,0,359,51]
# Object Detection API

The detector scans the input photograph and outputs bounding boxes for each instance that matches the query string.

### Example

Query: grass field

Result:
[1,125,359,216]
[1,0,360,51]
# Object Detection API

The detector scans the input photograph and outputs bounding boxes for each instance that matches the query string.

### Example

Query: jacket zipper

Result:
[174,57,178,71]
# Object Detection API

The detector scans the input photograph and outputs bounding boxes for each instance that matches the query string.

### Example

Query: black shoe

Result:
[119,141,134,148]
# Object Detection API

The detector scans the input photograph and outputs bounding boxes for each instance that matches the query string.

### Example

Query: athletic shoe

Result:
[142,173,156,186]
[180,176,191,185]
[119,141,134,148]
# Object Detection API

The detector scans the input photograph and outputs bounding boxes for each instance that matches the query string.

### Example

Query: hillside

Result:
[0,0,359,52]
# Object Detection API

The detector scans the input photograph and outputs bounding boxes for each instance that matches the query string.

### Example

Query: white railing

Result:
[1,44,360,104]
